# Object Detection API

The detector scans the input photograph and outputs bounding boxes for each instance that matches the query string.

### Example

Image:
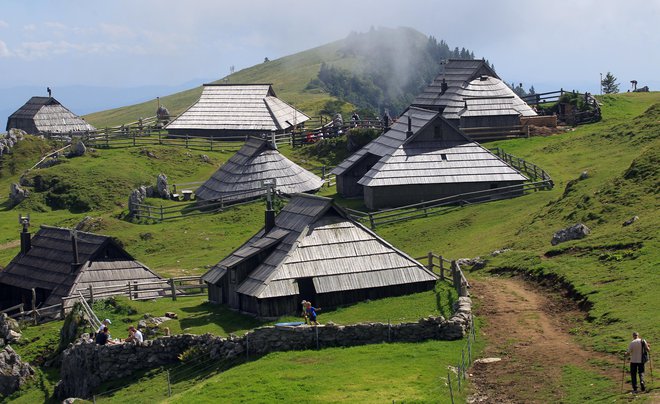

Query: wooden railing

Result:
[521,89,601,126]
[415,252,470,297]
[291,119,384,147]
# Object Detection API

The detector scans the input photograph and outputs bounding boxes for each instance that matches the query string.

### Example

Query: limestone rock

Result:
[579,171,589,180]
[9,183,29,207]
[8,128,26,141]
[71,140,87,157]
[156,174,170,199]
[128,188,146,215]
[551,223,590,245]
[457,257,485,270]
[0,314,21,344]
[200,154,211,163]
[0,346,34,396]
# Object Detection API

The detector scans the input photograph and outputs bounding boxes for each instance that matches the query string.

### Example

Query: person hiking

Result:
[626,332,650,393]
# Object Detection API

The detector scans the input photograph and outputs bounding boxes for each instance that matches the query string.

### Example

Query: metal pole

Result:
[167,370,172,397]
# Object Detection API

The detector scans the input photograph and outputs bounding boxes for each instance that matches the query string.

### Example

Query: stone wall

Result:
[56,296,472,399]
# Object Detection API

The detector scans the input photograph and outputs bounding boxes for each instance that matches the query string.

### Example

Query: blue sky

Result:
[0,0,658,95]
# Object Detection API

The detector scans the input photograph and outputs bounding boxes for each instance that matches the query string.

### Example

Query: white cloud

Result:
[23,24,36,32]
[0,20,8,29]
[0,40,10,57]
[99,23,136,40]
[45,21,67,30]
[13,40,122,60]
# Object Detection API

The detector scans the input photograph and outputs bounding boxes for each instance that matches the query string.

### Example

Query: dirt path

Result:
[468,276,626,403]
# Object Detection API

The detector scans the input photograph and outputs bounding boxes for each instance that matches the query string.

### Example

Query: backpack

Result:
[641,339,649,364]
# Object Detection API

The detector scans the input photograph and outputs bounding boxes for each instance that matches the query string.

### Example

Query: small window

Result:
[441,153,447,161]
[434,126,442,139]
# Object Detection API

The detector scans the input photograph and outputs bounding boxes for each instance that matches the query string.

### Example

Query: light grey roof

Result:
[165,84,309,132]
[443,76,537,120]
[195,137,324,201]
[203,194,437,298]
[412,59,499,111]
[358,116,528,187]
[331,107,438,176]
[6,96,96,134]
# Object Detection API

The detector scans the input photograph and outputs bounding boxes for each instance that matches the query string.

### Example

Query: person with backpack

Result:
[626,332,651,393]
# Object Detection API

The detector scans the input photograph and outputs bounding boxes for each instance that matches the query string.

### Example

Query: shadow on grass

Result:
[435,282,456,319]
[178,302,266,334]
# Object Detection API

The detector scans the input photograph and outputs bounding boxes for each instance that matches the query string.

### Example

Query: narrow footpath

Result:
[467,276,641,403]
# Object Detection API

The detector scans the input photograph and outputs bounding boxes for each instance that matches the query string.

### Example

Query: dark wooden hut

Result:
[165,84,309,137]
[6,96,96,135]
[333,107,527,209]
[0,225,161,310]
[202,194,438,317]
[195,137,323,202]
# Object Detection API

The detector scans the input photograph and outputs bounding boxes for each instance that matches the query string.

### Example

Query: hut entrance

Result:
[297,278,317,303]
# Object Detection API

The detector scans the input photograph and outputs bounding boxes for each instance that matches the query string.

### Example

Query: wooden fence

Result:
[291,119,384,147]
[346,150,553,229]
[521,89,601,125]
[415,252,470,297]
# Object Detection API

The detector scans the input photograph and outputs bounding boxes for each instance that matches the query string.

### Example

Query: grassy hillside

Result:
[1,92,658,402]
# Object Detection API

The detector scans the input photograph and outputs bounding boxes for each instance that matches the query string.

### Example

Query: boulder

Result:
[128,188,146,215]
[9,183,29,207]
[551,223,590,245]
[0,346,34,396]
[71,140,87,157]
[8,128,26,141]
[0,314,21,344]
[156,174,170,199]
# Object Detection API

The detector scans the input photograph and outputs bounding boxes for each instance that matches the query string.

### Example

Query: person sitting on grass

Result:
[125,326,144,344]
[95,327,109,345]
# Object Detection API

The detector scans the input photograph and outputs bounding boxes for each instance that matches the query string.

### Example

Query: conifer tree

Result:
[601,72,619,94]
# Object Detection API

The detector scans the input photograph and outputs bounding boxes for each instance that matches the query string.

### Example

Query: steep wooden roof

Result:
[165,84,309,132]
[202,194,437,298]
[443,75,537,120]
[6,96,96,133]
[195,137,324,201]
[331,107,437,176]
[0,226,160,306]
[412,59,499,111]
[357,110,527,187]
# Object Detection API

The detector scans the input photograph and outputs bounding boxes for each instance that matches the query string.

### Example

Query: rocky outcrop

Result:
[70,140,87,157]
[0,129,26,157]
[156,173,170,199]
[8,183,29,207]
[0,314,21,346]
[0,346,34,396]
[551,223,591,245]
[56,302,472,399]
[127,187,146,215]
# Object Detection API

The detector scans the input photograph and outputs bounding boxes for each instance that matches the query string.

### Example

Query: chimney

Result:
[18,214,31,254]
[70,230,81,272]
[406,115,413,139]
[440,78,448,94]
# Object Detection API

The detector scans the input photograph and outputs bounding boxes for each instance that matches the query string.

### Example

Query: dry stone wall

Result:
[56,297,472,399]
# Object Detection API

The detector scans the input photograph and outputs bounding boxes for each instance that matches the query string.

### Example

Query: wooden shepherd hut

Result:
[165,84,309,137]
[195,137,324,202]
[333,107,528,209]
[202,194,438,317]
[6,96,96,135]
[411,59,536,130]
[0,224,162,311]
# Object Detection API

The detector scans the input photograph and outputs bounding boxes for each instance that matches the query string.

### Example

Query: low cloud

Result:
[0,20,8,29]
[0,40,10,57]
[99,23,136,40]
[13,40,122,60]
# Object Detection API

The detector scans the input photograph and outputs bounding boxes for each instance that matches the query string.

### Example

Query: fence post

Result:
[93,395,97,404]
[170,278,177,301]
[160,205,164,221]
[316,325,319,350]
[128,282,132,300]
[457,362,461,390]
[133,281,138,300]
[158,132,162,145]
[369,213,376,229]
[246,333,249,360]
[447,373,454,404]
[426,251,434,273]
[167,370,172,397]
[440,256,445,280]
[31,288,37,325]
[88,285,94,304]
[321,165,326,180]
[210,135,214,151]
[133,131,136,146]
[185,134,189,149]
[388,319,391,342]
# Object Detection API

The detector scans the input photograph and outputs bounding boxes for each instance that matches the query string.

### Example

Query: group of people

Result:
[300,300,320,325]
[94,318,143,345]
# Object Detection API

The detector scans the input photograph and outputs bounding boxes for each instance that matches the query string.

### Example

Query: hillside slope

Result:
[84,27,475,128]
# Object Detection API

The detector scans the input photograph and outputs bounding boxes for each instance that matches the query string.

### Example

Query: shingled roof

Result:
[442,75,537,120]
[165,84,309,133]
[0,226,161,307]
[6,96,96,134]
[358,111,528,187]
[331,107,437,176]
[412,59,499,111]
[202,194,437,299]
[195,137,324,202]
